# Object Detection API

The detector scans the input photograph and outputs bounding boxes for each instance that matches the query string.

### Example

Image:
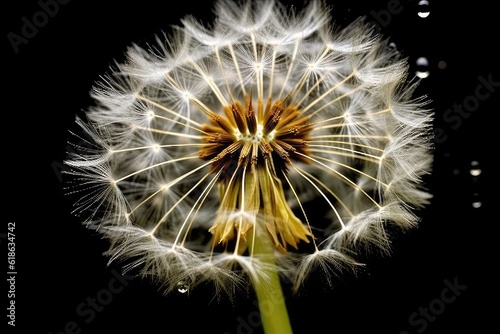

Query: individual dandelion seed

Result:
[64,0,434,333]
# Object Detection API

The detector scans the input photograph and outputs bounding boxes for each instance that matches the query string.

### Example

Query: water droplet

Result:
[416,56,429,67]
[415,71,430,78]
[417,0,430,18]
[438,60,447,70]
[470,169,482,176]
[471,193,481,208]
[469,161,481,176]
[415,57,430,78]
[177,281,189,294]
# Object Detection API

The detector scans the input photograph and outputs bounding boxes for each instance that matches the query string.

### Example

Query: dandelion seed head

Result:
[64,0,433,297]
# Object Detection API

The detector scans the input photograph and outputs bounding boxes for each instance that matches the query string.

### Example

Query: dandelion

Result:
[64,0,433,333]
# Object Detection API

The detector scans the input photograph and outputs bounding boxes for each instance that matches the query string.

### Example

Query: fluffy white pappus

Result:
[324,202,418,256]
[278,248,362,293]
[64,0,434,298]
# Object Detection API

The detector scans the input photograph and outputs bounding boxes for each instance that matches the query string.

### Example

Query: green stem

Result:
[251,233,294,334]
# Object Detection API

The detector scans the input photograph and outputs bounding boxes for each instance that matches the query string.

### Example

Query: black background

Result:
[4,0,497,333]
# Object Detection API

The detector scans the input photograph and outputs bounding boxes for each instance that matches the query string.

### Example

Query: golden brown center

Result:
[198,96,314,253]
